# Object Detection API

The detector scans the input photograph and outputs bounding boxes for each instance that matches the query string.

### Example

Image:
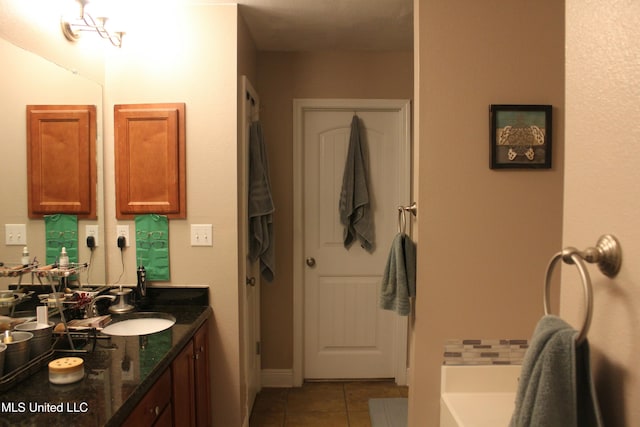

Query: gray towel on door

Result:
[379,233,416,316]
[339,115,375,252]
[510,315,603,427]
[248,121,275,281]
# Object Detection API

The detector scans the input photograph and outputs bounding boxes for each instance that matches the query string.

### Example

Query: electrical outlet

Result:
[85,225,99,247]
[5,224,27,245]
[191,224,213,246]
[116,225,130,247]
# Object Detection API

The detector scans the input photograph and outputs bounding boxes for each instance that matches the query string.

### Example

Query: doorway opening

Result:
[292,99,412,386]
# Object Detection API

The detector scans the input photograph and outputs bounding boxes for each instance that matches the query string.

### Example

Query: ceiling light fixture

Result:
[61,0,124,48]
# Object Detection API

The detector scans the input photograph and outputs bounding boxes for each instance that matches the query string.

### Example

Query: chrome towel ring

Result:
[543,234,622,344]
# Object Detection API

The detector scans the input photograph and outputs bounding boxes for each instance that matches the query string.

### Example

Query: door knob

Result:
[246,276,256,286]
[306,257,316,267]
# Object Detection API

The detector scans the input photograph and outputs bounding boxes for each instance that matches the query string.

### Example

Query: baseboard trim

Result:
[261,369,295,388]
[260,368,410,388]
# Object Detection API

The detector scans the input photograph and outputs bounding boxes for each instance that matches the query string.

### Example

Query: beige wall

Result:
[564,1,640,425]
[0,0,105,84]
[103,5,243,426]
[409,1,565,425]
[238,14,258,84]
[255,51,413,369]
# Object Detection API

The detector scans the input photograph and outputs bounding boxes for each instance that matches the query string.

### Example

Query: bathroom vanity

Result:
[0,286,211,426]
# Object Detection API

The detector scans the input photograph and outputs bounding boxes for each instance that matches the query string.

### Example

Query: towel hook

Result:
[543,234,622,344]
[401,202,417,216]
[397,208,407,234]
[397,203,417,234]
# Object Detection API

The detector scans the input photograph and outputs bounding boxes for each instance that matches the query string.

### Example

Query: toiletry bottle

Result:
[59,247,69,268]
[21,247,30,266]
[136,265,147,297]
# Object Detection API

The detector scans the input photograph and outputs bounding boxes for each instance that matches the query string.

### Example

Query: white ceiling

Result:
[203,0,413,51]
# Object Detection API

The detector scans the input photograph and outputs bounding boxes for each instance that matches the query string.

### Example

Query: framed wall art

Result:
[489,104,552,169]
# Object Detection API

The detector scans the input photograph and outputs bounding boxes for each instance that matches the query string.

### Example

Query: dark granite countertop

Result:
[0,286,211,427]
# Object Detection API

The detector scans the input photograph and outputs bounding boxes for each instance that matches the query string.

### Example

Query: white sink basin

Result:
[101,312,176,336]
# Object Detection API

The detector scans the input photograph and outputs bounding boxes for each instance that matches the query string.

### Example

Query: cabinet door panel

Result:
[114,103,186,219]
[194,322,211,427]
[27,105,97,218]
[123,369,172,427]
[155,403,173,427]
[172,340,196,427]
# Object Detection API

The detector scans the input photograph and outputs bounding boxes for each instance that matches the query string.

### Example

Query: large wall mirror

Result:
[0,38,105,288]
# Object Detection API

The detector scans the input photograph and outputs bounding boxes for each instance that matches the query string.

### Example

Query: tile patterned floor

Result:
[249,381,409,427]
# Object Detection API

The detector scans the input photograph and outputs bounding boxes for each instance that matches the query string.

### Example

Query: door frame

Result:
[292,98,412,386]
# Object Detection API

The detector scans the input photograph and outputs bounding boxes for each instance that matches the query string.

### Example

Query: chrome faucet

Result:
[86,295,116,318]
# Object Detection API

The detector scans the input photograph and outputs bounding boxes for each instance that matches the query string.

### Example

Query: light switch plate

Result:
[191,224,213,246]
[5,224,27,245]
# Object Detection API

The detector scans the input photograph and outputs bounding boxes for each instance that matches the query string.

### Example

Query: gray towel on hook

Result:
[379,232,416,316]
[248,121,275,281]
[510,315,603,427]
[339,115,375,252]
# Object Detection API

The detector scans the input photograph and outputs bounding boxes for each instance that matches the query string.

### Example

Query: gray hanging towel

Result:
[510,315,603,427]
[379,232,416,316]
[248,121,275,281]
[339,115,375,252]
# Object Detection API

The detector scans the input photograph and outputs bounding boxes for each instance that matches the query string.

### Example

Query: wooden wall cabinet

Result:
[114,103,186,219]
[26,105,97,219]
[172,321,211,427]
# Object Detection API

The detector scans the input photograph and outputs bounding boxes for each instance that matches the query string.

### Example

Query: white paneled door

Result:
[297,100,411,381]
[241,76,261,416]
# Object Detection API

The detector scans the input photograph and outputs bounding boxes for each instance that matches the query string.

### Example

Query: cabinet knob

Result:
[246,276,256,286]
[306,257,316,267]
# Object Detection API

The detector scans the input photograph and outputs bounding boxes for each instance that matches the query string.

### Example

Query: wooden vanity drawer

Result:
[123,369,172,426]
